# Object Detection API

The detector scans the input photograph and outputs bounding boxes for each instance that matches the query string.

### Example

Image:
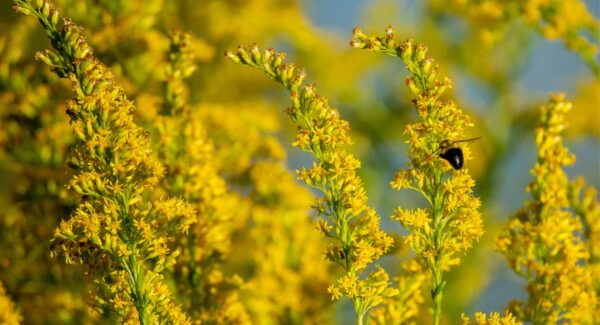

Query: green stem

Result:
[431,265,444,325]
[129,255,148,325]
[431,171,445,325]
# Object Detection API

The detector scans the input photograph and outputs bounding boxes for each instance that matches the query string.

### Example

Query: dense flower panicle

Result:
[461,311,521,325]
[496,94,598,324]
[0,282,22,325]
[352,27,484,325]
[13,0,194,323]
[427,0,599,74]
[155,30,250,323]
[227,45,395,321]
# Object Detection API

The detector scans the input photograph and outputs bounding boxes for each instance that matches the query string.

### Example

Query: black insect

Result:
[425,137,481,170]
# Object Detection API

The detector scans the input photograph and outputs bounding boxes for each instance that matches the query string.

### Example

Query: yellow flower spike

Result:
[154,31,251,322]
[352,27,484,325]
[228,45,394,323]
[497,94,598,324]
[13,0,195,323]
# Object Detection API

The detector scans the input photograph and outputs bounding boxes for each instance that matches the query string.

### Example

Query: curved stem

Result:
[128,255,148,325]
[431,170,445,325]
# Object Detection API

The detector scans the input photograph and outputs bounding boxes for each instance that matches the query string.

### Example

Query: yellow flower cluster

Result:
[244,161,332,324]
[351,27,484,325]
[153,31,250,323]
[2,0,338,323]
[13,0,195,323]
[570,177,600,299]
[0,282,22,325]
[461,311,521,325]
[368,259,427,325]
[496,94,598,324]
[227,45,396,323]
[427,0,599,74]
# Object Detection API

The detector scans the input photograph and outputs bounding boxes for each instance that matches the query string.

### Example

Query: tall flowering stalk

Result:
[496,94,598,323]
[13,1,195,323]
[351,27,484,325]
[155,30,250,322]
[226,46,396,323]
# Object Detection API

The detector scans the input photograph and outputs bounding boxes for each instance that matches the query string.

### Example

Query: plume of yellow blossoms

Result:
[427,0,599,75]
[155,31,250,323]
[497,94,598,324]
[13,1,195,323]
[226,45,396,323]
[351,27,484,325]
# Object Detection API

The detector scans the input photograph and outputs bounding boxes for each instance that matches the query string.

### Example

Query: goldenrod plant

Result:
[227,45,397,324]
[1,0,599,324]
[350,27,484,325]
[154,30,250,323]
[497,94,598,323]
[13,0,195,323]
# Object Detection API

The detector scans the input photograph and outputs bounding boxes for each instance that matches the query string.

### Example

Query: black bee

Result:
[425,137,481,170]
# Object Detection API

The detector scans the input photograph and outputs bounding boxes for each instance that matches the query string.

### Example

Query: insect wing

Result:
[453,137,481,145]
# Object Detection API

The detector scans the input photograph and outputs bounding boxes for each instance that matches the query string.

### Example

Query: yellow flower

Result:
[461,311,521,325]
[152,30,251,322]
[368,259,427,325]
[239,160,333,324]
[570,177,600,302]
[352,27,484,325]
[497,94,598,324]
